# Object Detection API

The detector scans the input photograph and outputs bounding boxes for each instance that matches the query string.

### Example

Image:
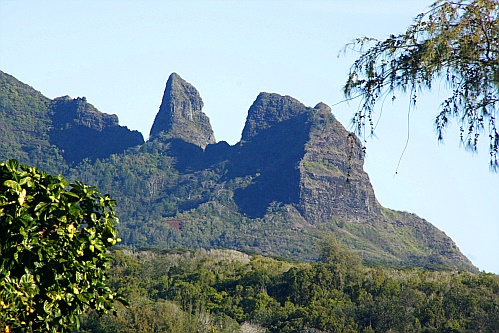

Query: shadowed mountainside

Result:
[0,70,477,271]
[0,71,144,169]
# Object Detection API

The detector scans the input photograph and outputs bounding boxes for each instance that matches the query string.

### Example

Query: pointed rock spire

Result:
[149,73,215,148]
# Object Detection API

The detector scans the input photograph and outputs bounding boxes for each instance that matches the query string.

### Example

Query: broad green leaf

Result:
[3,180,20,191]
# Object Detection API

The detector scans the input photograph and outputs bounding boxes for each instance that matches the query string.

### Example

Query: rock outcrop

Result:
[298,103,380,223]
[241,92,309,142]
[0,70,145,168]
[149,73,215,148]
[230,93,380,222]
[49,96,144,165]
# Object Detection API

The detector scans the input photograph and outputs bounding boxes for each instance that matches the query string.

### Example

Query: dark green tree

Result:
[318,235,362,288]
[344,0,499,170]
[0,159,122,332]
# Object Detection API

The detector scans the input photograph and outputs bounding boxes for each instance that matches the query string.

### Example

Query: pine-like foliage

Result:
[344,0,499,170]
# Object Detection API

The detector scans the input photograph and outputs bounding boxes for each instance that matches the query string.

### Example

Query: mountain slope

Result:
[50,95,144,165]
[0,71,477,272]
[0,70,144,169]
[0,71,66,174]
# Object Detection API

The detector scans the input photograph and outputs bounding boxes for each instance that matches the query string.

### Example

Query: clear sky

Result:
[1,0,498,273]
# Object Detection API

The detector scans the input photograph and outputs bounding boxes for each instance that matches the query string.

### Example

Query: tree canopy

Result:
[80,248,499,333]
[0,159,122,332]
[344,0,499,170]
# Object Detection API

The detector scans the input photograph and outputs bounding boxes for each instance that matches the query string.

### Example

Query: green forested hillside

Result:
[80,247,499,333]
[0,70,143,173]
[0,71,67,174]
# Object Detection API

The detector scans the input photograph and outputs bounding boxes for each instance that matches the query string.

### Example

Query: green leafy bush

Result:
[0,159,122,332]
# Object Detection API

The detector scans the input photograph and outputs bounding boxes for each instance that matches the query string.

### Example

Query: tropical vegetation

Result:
[0,160,122,332]
[80,246,499,333]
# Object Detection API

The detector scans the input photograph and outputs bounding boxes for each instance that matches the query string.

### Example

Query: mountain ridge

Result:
[0,70,144,170]
[0,70,477,272]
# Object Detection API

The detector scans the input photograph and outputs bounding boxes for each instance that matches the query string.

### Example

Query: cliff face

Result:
[298,103,380,223]
[0,70,144,168]
[149,73,215,148]
[51,96,119,130]
[224,93,311,217]
[228,93,380,222]
[49,96,144,165]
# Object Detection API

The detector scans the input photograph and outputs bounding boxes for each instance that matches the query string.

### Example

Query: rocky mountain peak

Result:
[298,105,378,223]
[49,96,144,165]
[149,73,215,148]
[314,102,331,113]
[51,95,119,130]
[240,92,310,142]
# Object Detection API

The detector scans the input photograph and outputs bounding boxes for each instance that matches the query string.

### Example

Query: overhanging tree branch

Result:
[344,0,499,170]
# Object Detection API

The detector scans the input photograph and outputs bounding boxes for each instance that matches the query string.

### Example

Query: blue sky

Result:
[1,0,498,273]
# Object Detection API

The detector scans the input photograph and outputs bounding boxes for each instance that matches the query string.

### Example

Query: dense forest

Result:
[80,243,499,333]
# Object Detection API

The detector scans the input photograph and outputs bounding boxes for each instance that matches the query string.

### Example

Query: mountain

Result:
[0,71,63,174]
[50,95,144,165]
[0,70,144,171]
[149,72,215,148]
[0,71,477,272]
